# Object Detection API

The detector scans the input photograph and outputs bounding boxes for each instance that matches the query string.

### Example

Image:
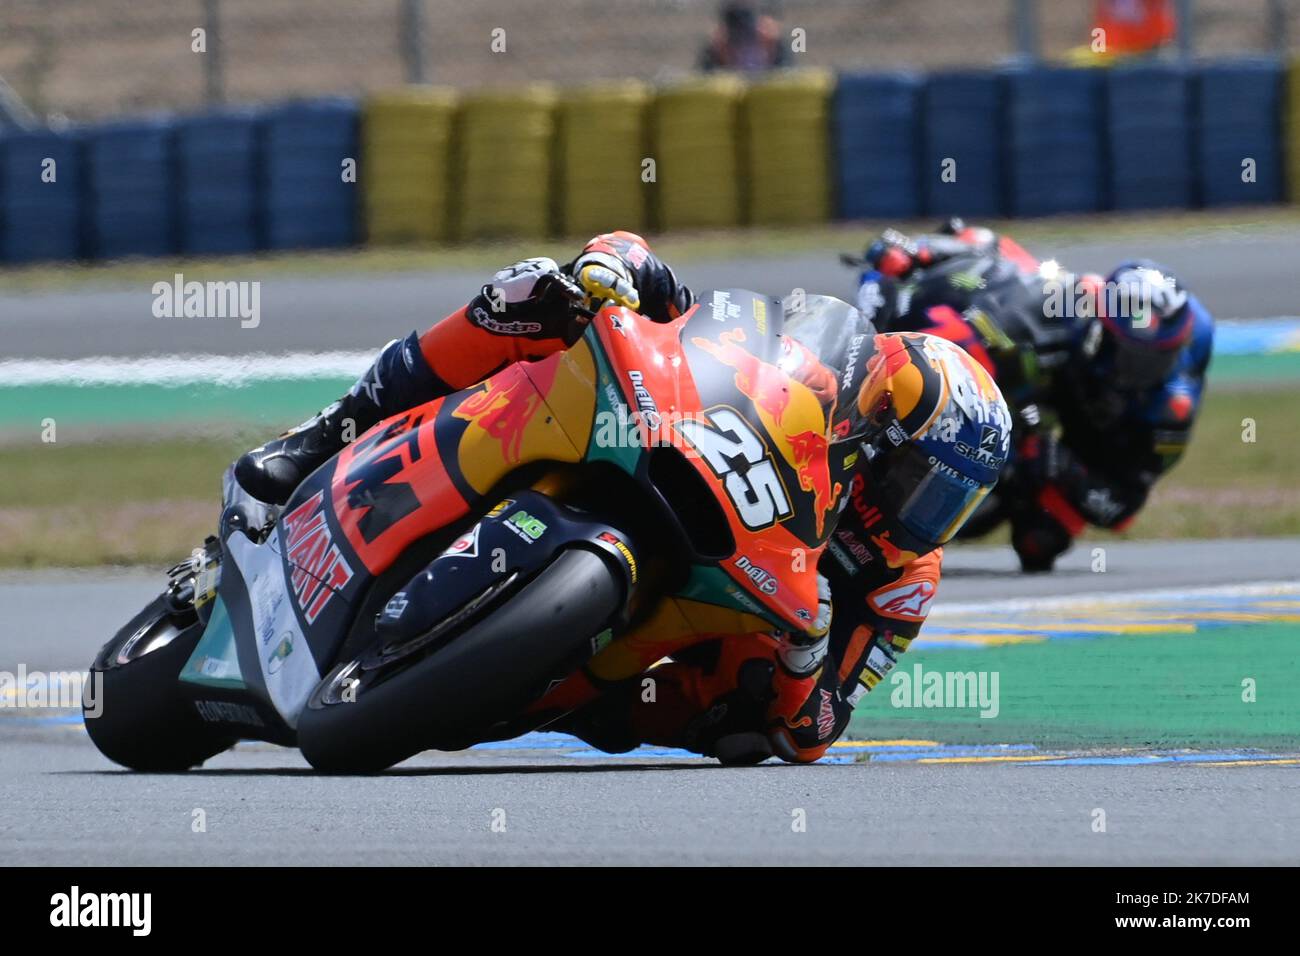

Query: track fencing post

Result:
[204,0,224,105]
[400,0,429,84]
[1175,0,1195,61]
[1012,0,1040,63]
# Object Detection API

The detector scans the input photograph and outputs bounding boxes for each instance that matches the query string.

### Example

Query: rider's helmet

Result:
[848,332,1013,561]
[1076,260,1193,391]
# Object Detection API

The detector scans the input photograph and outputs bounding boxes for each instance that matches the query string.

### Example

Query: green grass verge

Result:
[846,622,1300,750]
[2,206,1299,293]
[0,383,1296,567]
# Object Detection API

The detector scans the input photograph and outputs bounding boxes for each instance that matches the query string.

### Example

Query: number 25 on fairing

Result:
[676,408,792,530]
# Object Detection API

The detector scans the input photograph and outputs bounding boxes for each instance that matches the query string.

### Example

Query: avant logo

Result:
[281,491,355,623]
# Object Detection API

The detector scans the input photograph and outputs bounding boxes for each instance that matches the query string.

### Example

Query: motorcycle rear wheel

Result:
[297,548,622,772]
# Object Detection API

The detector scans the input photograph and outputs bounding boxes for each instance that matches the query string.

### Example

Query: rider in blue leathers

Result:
[849,219,1215,571]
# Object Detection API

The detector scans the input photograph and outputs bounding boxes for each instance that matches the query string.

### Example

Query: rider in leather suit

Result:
[854,220,1214,572]
[235,231,1012,763]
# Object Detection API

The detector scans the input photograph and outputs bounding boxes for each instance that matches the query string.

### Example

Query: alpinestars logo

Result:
[471,305,543,335]
[281,490,355,624]
[869,580,935,620]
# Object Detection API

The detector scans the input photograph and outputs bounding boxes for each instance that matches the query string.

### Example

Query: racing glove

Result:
[570,251,641,312]
[466,257,590,344]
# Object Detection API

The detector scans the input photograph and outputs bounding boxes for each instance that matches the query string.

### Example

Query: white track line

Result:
[932,580,1300,617]
[0,351,374,387]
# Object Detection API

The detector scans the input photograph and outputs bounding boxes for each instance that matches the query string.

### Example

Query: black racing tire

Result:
[84,594,237,771]
[297,548,622,773]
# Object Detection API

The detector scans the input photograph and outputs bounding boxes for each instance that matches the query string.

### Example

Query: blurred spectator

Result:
[700,2,788,73]
[1093,0,1177,56]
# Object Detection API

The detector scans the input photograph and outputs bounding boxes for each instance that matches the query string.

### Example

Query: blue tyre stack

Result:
[1005,68,1105,216]
[1195,59,1283,206]
[177,108,264,255]
[922,71,1005,219]
[86,117,178,259]
[0,129,85,263]
[261,98,359,249]
[833,72,922,220]
[1106,64,1193,210]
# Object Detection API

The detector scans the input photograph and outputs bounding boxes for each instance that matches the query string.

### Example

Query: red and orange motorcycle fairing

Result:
[304,290,846,665]
[326,343,599,578]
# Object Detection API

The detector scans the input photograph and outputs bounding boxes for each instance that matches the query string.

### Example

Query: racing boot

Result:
[234,331,441,505]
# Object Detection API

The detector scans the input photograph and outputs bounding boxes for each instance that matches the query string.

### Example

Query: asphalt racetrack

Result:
[3,539,1298,866]
[1,230,1297,864]
[1,228,1296,360]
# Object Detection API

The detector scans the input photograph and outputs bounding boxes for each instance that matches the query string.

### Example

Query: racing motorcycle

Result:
[85,278,871,772]
[841,234,1076,539]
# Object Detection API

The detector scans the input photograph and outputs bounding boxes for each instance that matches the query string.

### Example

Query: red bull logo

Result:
[790,430,842,538]
[691,328,791,424]
[870,530,921,569]
[453,374,543,465]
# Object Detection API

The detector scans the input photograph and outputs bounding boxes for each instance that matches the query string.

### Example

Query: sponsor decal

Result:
[471,305,543,335]
[725,584,766,617]
[816,688,837,739]
[834,527,875,565]
[266,633,294,675]
[841,334,866,392]
[597,531,638,583]
[846,474,884,531]
[453,373,546,465]
[927,455,983,487]
[486,498,514,518]
[827,540,858,575]
[948,270,986,292]
[884,421,910,446]
[752,297,768,334]
[955,424,1006,469]
[381,592,409,620]
[443,523,481,558]
[281,490,355,624]
[709,289,741,323]
[626,370,663,430]
[931,416,960,442]
[194,698,265,727]
[869,579,936,620]
[733,555,779,595]
[505,510,548,543]
[590,627,614,655]
[864,643,897,681]
[870,530,921,569]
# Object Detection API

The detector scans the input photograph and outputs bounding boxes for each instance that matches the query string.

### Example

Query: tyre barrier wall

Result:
[0,59,1290,263]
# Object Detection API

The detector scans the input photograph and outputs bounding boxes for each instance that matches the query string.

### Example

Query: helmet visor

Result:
[1106,332,1181,390]
[872,442,991,545]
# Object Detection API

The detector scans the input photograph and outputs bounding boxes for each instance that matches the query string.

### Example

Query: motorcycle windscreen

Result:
[873,443,990,545]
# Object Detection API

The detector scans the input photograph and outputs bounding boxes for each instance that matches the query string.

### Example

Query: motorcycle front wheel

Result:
[296,548,623,772]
